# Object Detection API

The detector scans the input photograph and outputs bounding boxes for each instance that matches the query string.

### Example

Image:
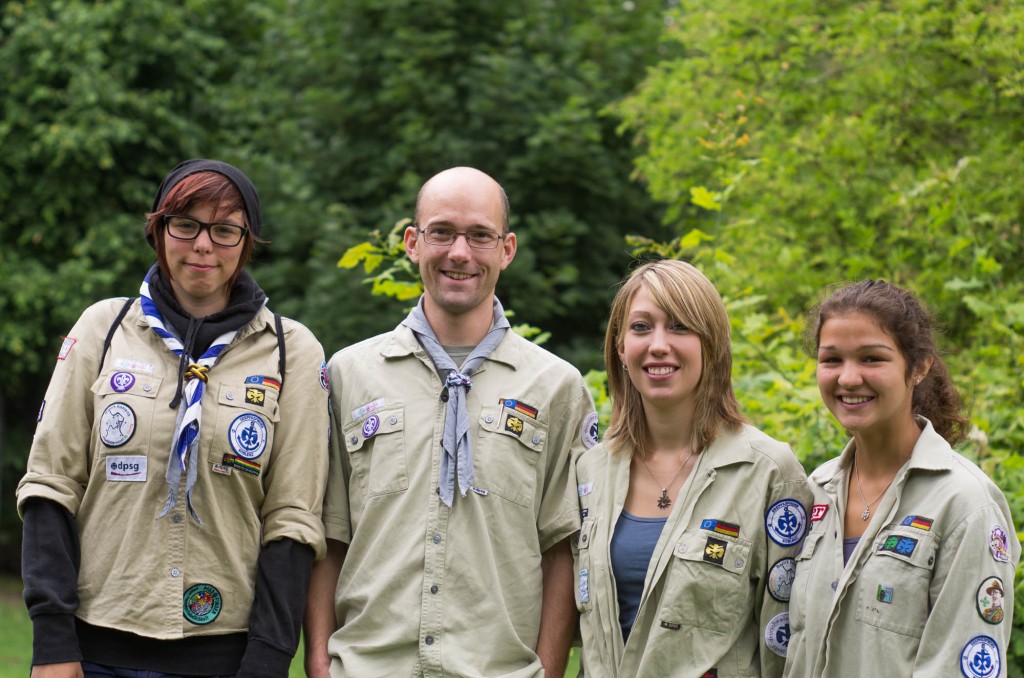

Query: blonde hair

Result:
[604,259,744,457]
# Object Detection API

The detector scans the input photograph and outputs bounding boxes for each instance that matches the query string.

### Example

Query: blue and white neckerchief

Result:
[400,296,509,506]
[140,266,239,524]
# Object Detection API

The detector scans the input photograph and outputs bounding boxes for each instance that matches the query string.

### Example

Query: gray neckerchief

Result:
[401,297,510,506]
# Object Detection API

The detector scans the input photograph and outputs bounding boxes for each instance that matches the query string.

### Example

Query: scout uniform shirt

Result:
[322,324,598,678]
[18,297,328,637]
[574,424,813,677]
[784,418,1020,678]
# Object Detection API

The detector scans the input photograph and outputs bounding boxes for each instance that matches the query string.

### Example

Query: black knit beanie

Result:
[148,159,263,247]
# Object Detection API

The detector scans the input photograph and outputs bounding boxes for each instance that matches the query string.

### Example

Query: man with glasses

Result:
[305,167,598,677]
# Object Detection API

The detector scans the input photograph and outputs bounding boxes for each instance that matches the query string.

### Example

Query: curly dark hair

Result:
[808,280,969,445]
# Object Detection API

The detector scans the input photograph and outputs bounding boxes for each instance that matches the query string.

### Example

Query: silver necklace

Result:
[640,449,697,510]
[853,455,896,521]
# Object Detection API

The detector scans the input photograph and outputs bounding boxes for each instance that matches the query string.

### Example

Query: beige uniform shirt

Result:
[784,419,1020,678]
[17,297,328,638]
[574,424,812,677]
[322,324,598,677]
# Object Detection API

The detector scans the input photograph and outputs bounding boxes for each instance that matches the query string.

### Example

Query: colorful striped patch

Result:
[502,398,538,419]
[901,515,934,532]
[222,454,261,477]
[700,519,741,538]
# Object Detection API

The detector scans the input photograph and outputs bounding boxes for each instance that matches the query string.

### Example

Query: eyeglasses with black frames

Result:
[163,215,249,247]
[417,225,506,250]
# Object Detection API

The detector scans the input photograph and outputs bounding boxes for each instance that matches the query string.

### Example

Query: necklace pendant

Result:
[657,489,671,510]
[861,507,870,521]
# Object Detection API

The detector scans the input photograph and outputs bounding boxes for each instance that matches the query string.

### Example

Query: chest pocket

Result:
[92,373,163,457]
[789,528,825,633]
[208,382,281,477]
[472,404,546,508]
[343,405,407,496]
[855,527,938,638]
[659,528,753,633]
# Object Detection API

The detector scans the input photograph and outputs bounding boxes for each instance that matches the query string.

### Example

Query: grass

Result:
[0,576,579,677]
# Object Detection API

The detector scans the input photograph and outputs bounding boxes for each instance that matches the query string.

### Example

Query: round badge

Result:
[976,577,1005,625]
[582,411,599,449]
[320,360,329,391]
[768,558,797,602]
[989,525,1009,563]
[362,414,380,438]
[764,611,790,657]
[228,413,268,459]
[100,402,136,448]
[183,583,222,625]
[960,635,1000,678]
[765,498,807,546]
[110,371,136,393]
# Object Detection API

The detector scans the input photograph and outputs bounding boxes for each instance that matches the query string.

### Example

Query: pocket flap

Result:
[217,382,281,422]
[94,373,162,398]
[479,405,546,452]
[344,406,404,452]
[673,530,752,575]
[873,529,937,570]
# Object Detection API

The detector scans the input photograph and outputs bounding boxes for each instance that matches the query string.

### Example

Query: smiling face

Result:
[618,286,703,415]
[404,168,516,334]
[816,311,929,439]
[163,201,245,316]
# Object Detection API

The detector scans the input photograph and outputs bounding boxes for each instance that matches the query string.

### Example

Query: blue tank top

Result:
[610,510,667,643]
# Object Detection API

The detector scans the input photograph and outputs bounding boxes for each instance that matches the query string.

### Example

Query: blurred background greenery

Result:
[2,0,1022,673]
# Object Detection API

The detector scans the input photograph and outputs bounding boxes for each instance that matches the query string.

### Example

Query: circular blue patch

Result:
[362,414,380,438]
[228,413,268,459]
[582,411,599,449]
[961,635,1000,677]
[764,611,790,657]
[183,583,222,625]
[320,360,329,391]
[765,498,807,546]
[110,371,136,393]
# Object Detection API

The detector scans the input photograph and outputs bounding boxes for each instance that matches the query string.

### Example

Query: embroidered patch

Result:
[502,398,538,419]
[113,358,156,375]
[578,482,594,497]
[764,612,790,657]
[811,504,829,521]
[57,336,77,360]
[183,583,222,625]
[211,462,233,476]
[222,454,261,477]
[765,499,807,546]
[228,413,268,459]
[100,402,136,448]
[661,621,682,630]
[582,411,599,449]
[362,414,380,438]
[960,635,1001,678]
[877,585,894,603]
[901,515,934,531]
[110,372,136,393]
[320,360,329,391]
[703,537,728,565]
[878,535,918,557]
[245,387,266,406]
[990,525,1010,563]
[37,400,45,422]
[976,577,1005,625]
[351,397,385,421]
[504,413,524,437]
[244,375,281,391]
[700,519,740,538]
[578,568,590,604]
[768,558,797,602]
[105,455,147,482]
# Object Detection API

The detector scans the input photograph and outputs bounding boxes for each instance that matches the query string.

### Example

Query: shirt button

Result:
[831,580,839,591]
[171,514,183,524]
[677,545,686,554]
[350,436,358,445]
[170,568,180,577]
[440,392,449,402]
[143,384,153,392]
[425,635,434,645]
[580,534,588,545]
[485,415,494,424]
[532,435,541,444]
[430,584,439,594]
[735,558,744,568]
[389,415,398,425]
[432,534,442,544]
[226,392,234,400]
